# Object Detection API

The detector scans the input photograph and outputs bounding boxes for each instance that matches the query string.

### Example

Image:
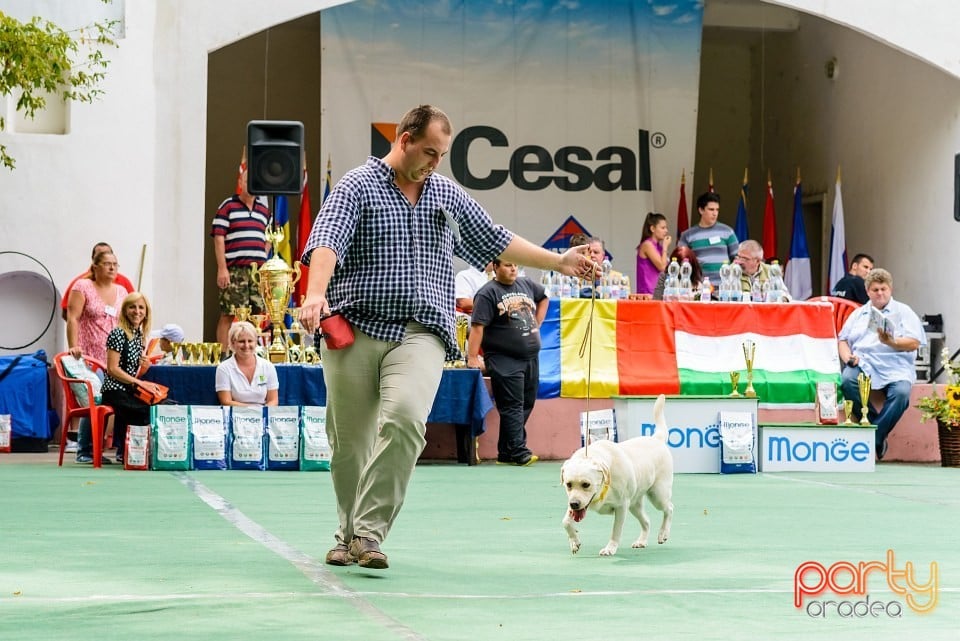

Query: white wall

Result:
[2,0,959,360]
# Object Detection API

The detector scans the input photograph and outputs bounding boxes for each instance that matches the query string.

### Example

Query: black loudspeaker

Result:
[246,120,304,195]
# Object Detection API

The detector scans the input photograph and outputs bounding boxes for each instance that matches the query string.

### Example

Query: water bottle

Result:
[730,262,743,302]
[608,274,620,300]
[560,275,573,298]
[619,274,631,299]
[700,277,712,302]
[767,260,784,302]
[751,277,763,303]
[540,270,552,296]
[664,257,680,301]
[718,262,732,302]
[678,258,693,301]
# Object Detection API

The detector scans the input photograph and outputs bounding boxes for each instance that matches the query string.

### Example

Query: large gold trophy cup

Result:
[742,339,757,398]
[251,224,302,363]
[857,372,872,425]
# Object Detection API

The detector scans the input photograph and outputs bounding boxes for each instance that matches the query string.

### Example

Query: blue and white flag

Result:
[784,178,812,300]
[827,174,847,291]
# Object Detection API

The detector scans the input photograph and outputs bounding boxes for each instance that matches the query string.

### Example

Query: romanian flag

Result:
[539,299,839,407]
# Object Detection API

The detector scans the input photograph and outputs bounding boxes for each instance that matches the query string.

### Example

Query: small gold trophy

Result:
[250,224,302,363]
[857,372,872,425]
[169,342,183,365]
[232,305,251,323]
[729,371,741,397]
[843,399,855,425]
[742,339,757,398]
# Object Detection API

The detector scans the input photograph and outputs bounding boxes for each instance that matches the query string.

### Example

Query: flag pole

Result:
[137,243,147,291]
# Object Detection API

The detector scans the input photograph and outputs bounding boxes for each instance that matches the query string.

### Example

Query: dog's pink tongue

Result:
[570,508,586,523]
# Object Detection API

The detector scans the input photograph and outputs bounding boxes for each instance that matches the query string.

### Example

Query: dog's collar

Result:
[591,460,612,505]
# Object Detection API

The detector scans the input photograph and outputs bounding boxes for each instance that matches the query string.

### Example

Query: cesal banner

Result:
[320,0,704,277]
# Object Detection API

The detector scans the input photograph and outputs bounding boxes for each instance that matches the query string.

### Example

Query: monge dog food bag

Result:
[190,406,228,471]
[266,406,300,471]
[151,405,191,471]
[124,424,151,471]
[229,405,265,470]
[300,406,331,471]
[718,410,757,474]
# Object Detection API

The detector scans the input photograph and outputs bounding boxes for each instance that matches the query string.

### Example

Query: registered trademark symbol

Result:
[651,132,666,148]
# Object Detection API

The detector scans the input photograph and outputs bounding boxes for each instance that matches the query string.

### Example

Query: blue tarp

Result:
[0,350,51,440]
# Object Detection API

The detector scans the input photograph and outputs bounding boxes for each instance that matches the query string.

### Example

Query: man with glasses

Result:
[734,239,770,295]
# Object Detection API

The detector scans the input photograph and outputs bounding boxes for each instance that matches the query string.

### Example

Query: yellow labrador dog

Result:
[561,394,674,556]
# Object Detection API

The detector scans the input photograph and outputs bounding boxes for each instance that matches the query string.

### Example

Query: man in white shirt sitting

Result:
[837,268,925,460]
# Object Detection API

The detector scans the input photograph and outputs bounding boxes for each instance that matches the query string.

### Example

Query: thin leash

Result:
[577,276,598,458]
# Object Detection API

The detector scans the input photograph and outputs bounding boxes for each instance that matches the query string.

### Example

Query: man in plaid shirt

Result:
[300,105,597,570]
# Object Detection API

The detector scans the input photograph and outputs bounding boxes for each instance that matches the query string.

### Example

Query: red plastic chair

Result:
[808,296,861,336]
[52,352,114,469]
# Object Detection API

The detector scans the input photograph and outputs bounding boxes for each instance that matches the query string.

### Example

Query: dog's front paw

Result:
[568,537,581,554]
[599,542,619,556]
[657,532,669,544]
[631,537,648,549]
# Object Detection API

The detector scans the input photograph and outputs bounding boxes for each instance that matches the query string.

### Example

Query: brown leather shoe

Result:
[348,536,389,569]
[325,543,355,566]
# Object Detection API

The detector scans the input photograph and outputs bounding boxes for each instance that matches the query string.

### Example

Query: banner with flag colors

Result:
[538,298,839,407]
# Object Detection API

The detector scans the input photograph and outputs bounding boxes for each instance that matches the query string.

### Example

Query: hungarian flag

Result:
[538,299,839,407]
[762,177,778,260]
[676,170,689,236]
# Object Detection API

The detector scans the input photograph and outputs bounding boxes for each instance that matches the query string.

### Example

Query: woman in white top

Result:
[215,321,279,406]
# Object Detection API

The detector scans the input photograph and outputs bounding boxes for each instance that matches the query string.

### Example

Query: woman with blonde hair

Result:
[215,321,279,406]
[98,292,161,464]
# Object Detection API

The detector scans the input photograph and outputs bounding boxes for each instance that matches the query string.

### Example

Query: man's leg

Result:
[351,322,446,544]
[874,380,913,453]
[320,328,387,548]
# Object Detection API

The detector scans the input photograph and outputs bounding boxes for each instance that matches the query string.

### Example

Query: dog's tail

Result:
[652,393,668,442]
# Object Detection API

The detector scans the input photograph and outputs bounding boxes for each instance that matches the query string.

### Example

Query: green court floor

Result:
[1,451,957,641]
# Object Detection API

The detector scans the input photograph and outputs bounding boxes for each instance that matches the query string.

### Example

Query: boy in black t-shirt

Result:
[467,259,548,465]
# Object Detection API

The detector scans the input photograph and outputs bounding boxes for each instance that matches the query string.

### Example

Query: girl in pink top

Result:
[635,212,672,298]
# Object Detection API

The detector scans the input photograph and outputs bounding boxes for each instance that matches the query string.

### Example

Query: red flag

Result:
[707,167,715,194]
[762,176,778,260]
[294,167,313,304]
[676,170,689,236]
[235,146,246,195]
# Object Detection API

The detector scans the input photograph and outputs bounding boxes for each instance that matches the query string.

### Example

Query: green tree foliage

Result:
[0,9,117,169]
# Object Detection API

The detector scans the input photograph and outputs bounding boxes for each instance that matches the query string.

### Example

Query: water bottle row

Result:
[540,271,632,299]
[718,259,786,303]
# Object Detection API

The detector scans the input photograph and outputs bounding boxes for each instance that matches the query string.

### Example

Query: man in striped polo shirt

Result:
[677,191,739,283]
[211,169,270,351]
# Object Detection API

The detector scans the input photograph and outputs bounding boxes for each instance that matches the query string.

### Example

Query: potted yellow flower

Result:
[916,347,960,467]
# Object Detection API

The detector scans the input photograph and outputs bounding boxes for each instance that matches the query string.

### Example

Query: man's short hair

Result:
[739,239,763,259]
[864,267,892,289]
[696,192,720,210]
[569,233,589,248]
[397,105,451,141]
[851,253,874,268]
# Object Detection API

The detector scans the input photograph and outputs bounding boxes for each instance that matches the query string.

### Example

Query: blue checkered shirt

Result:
[302,156,513,359]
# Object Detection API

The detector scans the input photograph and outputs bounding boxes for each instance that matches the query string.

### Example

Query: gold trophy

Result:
[857,372,872,425]
[199,342,213,365]
[742,339,757,398]
[250,224,302,364]
[169,342,183,365]
[728,371,741,397]
[843,399,855,425]
[232,305,251,323]
[454,316,469,368]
